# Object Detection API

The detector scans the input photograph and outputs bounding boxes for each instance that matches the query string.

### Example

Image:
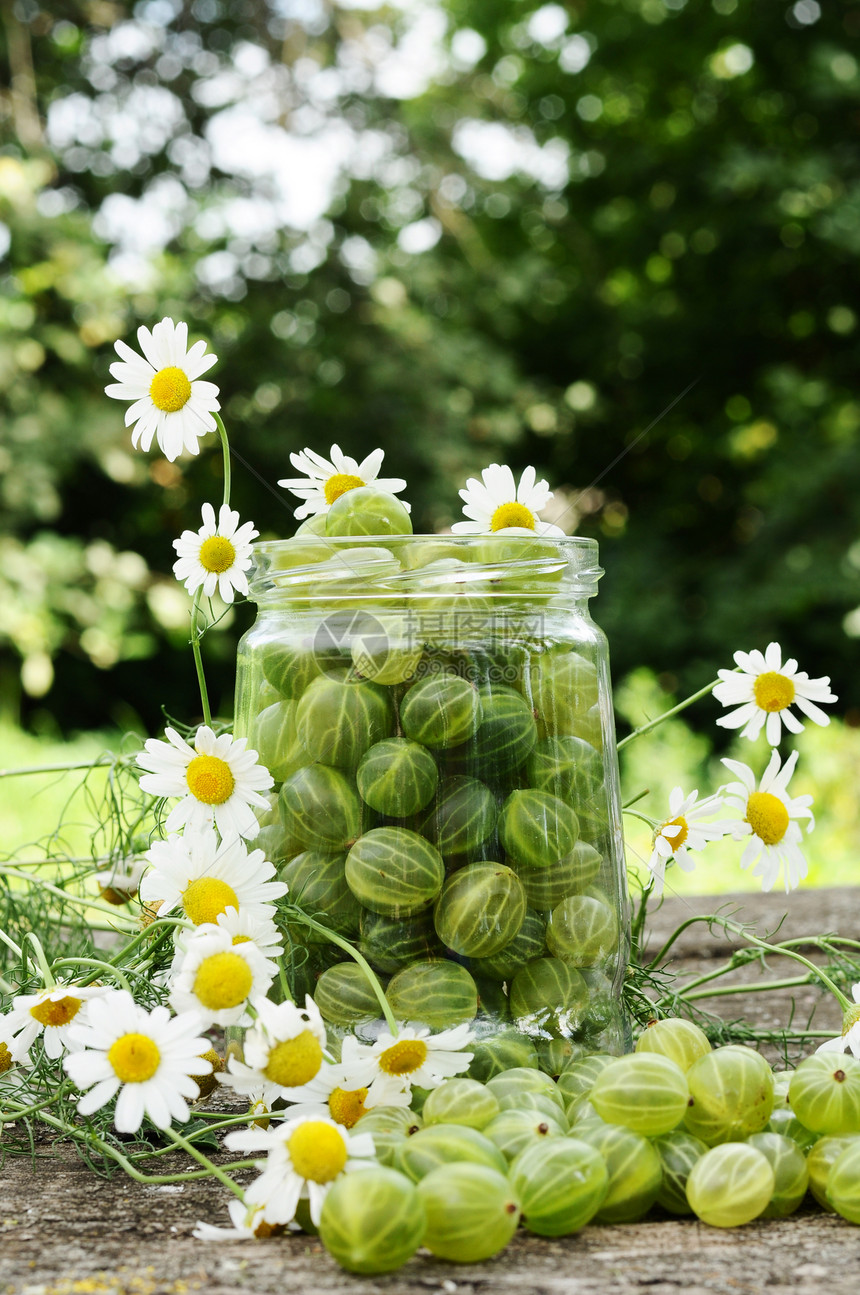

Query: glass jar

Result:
[234,533,630,1075]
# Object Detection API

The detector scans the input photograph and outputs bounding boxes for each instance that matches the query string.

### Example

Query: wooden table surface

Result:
[3,887,859,1295]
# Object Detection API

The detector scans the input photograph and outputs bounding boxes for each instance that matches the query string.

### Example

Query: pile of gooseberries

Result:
[312,1019,860,1273]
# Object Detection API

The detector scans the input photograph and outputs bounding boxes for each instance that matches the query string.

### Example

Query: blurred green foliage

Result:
[1,0,859,735]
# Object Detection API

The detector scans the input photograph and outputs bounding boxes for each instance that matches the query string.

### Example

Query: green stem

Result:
[290,911,397,1033]
[23,933,55,988]
[617,678,720,750]
[0,759,122,778]
[0,925,23,958]
[50,957,132,993]
[650,914,853,1012]
[214,413,231,509]
[623,808,657,829]
[190,588,213,727]
[0,1082,74,1121]
[679,974,815,1003]
[163,1126,245,1202]
[0,872,139,926]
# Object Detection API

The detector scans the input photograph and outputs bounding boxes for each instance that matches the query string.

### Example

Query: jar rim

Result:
[248,534,603,603]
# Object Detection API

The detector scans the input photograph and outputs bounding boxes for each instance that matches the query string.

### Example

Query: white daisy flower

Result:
[277,444,410,520]
[63,990,211,1133]
[218,996,329,1106]
[0,1014,32,1075]
[193,1198,287,1240]
[93,855,146,906]
[816,984,860,1061]
[172,503,259,605]
[137,726,274,841]
[168,925,274,1028]
[4,984,110,1062]
[139,827,286,928]
[451,463,565,536]
[105,317,220,462]
[713,641,837,746]
[646,787,727,896]
[225,1113,377,1226]
[717,749,815,893]
[214,907,284,962]
[340,1023,474,1106]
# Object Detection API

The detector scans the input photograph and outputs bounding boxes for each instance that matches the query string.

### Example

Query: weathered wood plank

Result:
[2,889,859,1295]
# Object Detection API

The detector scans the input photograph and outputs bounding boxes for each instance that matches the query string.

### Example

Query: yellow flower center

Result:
[490,501,536,532]
[745,791,790,845]
[287,1121,348,1183]
[198,535,236,574]
[661,815,689,852]
[29,995,83,1029]
[328,1086,369,1128]
[324,473,365,505]
[99,883,137,906]
[107,1032,161,1083]
[185,754,235,805]
[181,877,239,926]
[263,1030,324,1088]
[377,1038,429,1076]
[0,1043,13,1073]
[232,934,250,945]
[752,671,795,713]
[149,366,192,413]
[842,1004,860,1036]
[193,951,253,1011]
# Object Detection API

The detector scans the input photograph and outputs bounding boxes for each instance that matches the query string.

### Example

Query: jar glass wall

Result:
[235,534,631,1075]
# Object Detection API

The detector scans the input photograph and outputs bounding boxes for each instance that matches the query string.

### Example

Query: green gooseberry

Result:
[318,1167,426,1274]
[421,1078,500,1131]
[546,893,619,967]
[279,764,364,851]
[521,650,600,735]
[467,1030,539,1082]
[807,1134,859,1209]
[788,1052,860,1135]
[573,1122,663,1223]
[325,485,413,536]
[396,1123,508,1181]
[509,1137,609,1236]
[443,685,538,778]
[358,909,441,974]
[684,1045,775,1145]
[247,700,308,783]
[510,842,602,909]
[385,958,478,1029]
[746,1131,809,1218]
[281,850,357,940]
[652,1129,709,1215]
[356,737,438,817]
[399,540,467,569]
[485,1065,565,1111]
[419,775,497,857]
[314,961,386,1026]
[433,862,526,958]
[498,789,580,869]
[400,673,482,749]
[415,1164,520,1263]
[589,1053,689,1137]
[510,956,588,1036]
[483,1108,567,1162]
[556,1054,614,1107]
[635,1017,712,1072]
[354,1106,422,1168]
[468,909,547,982]
[351,614,424,685]
[526,735,604,804]
[686,1143,775,1228]
[345,827,444,917]
[296,675,394,769]
[826,1139,860,1223]
[295,512,328,536]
